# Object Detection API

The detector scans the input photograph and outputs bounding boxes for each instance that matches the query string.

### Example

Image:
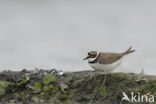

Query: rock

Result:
[0,69,156,104]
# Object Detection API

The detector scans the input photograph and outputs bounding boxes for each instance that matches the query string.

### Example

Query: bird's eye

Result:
[88,53,90,55]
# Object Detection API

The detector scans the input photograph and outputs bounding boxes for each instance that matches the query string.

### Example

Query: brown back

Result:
[97,52,123,64]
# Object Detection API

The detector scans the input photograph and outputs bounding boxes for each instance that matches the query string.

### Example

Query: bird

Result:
[83,46,135,73]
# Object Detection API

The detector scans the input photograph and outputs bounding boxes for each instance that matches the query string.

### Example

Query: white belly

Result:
[89,58,123,73]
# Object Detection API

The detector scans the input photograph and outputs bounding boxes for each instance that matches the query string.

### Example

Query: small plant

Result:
[17,76,30,86]
[59,91,68,100]
[100,85,108,98]
[43,74,56,85]
[0,81,8,95]
[0,81,15,95]
[43,85,52,91]
[51,86,58,94]
[29,82,42,93]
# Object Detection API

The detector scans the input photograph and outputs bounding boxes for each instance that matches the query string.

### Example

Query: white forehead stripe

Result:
[88,51,99,62]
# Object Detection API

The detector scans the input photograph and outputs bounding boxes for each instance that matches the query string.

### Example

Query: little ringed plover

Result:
[83,46,135,73]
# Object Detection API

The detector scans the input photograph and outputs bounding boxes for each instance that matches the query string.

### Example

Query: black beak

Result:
[83,56,89,60]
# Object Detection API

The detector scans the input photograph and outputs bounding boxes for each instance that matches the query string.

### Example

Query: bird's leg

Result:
[102,74,107,86]
[90,70,97,80]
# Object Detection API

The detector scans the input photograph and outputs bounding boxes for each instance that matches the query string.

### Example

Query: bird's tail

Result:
[123,46,135,55]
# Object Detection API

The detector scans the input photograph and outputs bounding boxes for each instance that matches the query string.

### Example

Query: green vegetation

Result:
[29,82,42,93]
[100,85,108,98]
[43,74,56,85]
[0,81,8,95]
[0,70,156,104]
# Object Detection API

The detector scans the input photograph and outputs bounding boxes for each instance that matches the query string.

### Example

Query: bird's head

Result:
[83,51,99,62]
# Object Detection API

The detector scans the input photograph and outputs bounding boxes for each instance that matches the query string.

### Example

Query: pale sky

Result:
[0,0,156,75]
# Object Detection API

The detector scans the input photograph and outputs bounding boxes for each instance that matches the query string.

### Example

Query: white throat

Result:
[88,51,100,62]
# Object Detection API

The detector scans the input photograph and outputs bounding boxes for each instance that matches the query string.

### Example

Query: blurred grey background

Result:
[0,0,156,74]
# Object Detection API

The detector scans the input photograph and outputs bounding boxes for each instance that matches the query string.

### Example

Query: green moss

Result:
[17,76,29,86]
[60,84,68,92]
[29,82,42,93]
[0,80,15,95]
[0,86,5,96]
[50,86,58,94]
[50,96,60,103]
[43,85,51,91]
[58,90,68,100]
[2,70,156,104]
[43,74,56,85]
[31,96,39,103]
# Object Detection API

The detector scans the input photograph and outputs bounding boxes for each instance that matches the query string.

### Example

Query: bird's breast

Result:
[89,57,123,73]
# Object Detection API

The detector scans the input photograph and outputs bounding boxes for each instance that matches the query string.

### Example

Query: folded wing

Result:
[98,52,123,64]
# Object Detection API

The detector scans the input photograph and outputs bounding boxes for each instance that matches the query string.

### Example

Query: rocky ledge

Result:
[0,69,156,104]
